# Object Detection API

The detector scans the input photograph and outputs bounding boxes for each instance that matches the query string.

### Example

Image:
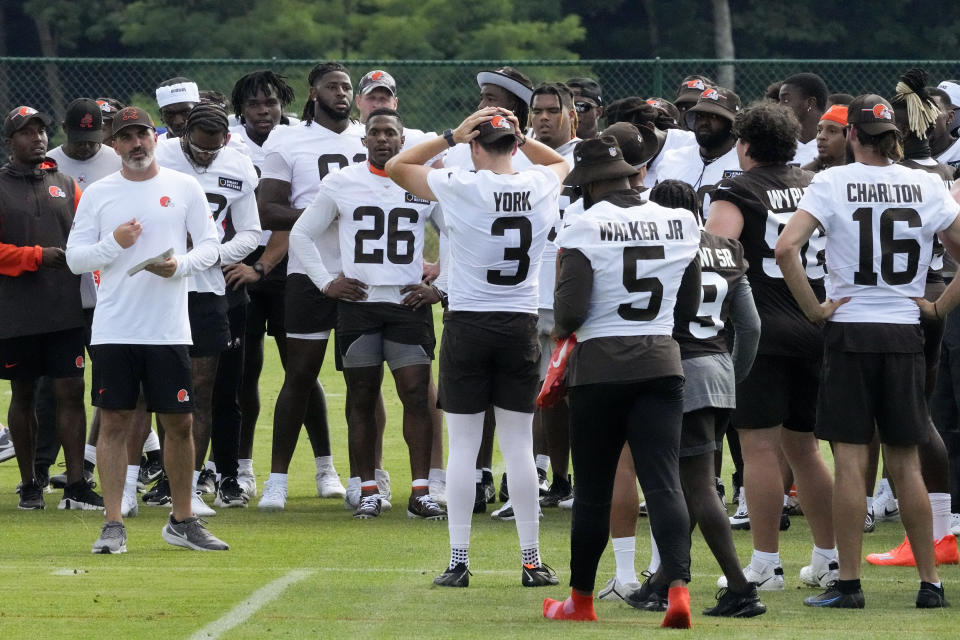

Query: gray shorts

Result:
[537,308,555,381]
[681,352,736,413]
[341,332,431,371]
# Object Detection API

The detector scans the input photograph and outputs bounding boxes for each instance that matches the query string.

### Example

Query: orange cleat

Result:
[866,534,959,567]
[661,586,692,629]
[543,590,598,621]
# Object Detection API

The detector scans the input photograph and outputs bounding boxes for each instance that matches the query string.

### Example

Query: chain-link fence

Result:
[4,57,960,140]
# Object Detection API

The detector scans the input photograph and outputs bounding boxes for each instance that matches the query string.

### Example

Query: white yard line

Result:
[188,568,313,639]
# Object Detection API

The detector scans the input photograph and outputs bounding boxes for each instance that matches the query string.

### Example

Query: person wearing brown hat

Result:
[674,75,714,131]
[0,105,101,513]
[542,135,701,627]
[48,98,121,188]
[776,92,960,609]
[95,98,125,147]
[657,86,743,215]
[386,106,567,589]
[601,122,658,188]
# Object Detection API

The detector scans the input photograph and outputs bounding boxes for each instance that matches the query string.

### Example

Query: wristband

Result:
[443,129,456,147]
[252,262,265,280]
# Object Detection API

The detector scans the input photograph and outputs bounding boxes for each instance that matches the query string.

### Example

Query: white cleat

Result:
[718,561,784,591]
[316,465,346,499]
[191,491,216,517]
[258,479,287,511]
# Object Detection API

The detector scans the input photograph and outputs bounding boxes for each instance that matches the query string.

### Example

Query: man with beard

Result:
[801,105,848,173]
[255,62,363,510]
[928,85,960,171]
[656,87,743,215]
[66,106,226,552]
[778,73,829,166]
[673,75,714,132]
[155,77,200,139]
[565,77,603,141]
[48,99,121,188]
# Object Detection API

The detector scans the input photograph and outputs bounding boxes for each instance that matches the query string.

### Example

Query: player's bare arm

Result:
[223,231,289,289]
[704,199,745,239]
[257,178,303,230]
[919,213,960,319]
[775,208,848,322]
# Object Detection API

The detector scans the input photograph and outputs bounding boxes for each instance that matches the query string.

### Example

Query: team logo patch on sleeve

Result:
[218,176,243,191]
[48,185,66,198]
[404,192,430,205]
[722,170,743,179]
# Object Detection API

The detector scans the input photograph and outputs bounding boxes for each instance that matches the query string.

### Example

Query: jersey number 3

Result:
[487,216,532,285]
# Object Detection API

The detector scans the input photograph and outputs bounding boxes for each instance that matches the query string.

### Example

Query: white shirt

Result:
[936,136,960,168]
[261,121,367,276]
[427,165,561,313]
[290,162,437,304]
[47,145,122,189]
[791,138,818,167]
[538,137,580,310]
[656,144,742,213]
[644,128,698,188]
[66,167,220,345]
[558,200,700,341]
[798,162,960,324]
[154,139,261,295]
[230,122,287,246]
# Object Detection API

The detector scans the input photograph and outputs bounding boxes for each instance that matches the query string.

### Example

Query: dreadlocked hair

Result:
[893,68,940,140]
[231,70,296,120]
[531,82,577,138]
[186,103,229,136]
[302,62,350,124]
[649,179,699,214]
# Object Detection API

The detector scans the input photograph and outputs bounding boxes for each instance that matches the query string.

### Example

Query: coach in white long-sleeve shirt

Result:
[66,106,228,554]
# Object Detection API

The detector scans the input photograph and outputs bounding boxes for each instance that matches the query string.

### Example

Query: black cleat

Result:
[434,562,471,587]
[499,472,509,503]
[18,479,45,510]
[522,562,559,587]
[472,482,486,514]
[137,457,163,491]
[58,480,104,510]
[780,510,791,531]
[703,585,767,617]
[481,470,495,504]
[143,473,172,506]
[623,571,667,611]
[803,582,865,608]
[916,582,949,608]
[539,475,573,508]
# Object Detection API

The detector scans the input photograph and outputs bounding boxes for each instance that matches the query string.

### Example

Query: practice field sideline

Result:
[0,316,954,637]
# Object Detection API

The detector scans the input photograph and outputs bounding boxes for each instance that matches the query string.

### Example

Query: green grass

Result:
[0,314,955,637]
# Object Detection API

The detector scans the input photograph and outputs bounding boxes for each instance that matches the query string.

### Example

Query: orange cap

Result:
[820,104,848,127]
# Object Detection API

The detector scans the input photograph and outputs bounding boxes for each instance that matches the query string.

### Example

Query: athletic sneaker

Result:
[638,500,648,517]
[864,508,876,533]
[803,582,865,608]
[121,491,139,518]
[799,560,839,588]
[354,493,384,519]
[624,573,667,611]
[491,499,543,521]
[376,468,392,502]
[473,482,486,514]
[916,582,949,608]
[91,521,127,554]
[18,479,45,510]
[597,577,643,603]
[344,476,361,510]
[316,464,346,499]
[214,476,249,508]
[143,474,172,506]
[434,562,471,587]
[258,479,287,511]
[51,460,96,490]
[191,491,216,517]
[729,490,749,530]
[716,477,726,504]
[784,494,803,516]
[196,468,218,495]
[238,470,257,497]
[522,562,559,587]
[430,476,447,506]
[0,426,15,463]
[703,585,767,617]
[162,516,229,551]
[867,534,958,566]
[872,487,900,522]
[58,480,104,510]
[407,494,446,520]
[499,472,509,502]
[952,513,960,537]
[719,562,784,591]
[558,497,573,509]
[731,482,742,506]
[537,467,549,495]
[481,469,495,504]
[540,476,573,508]
[137,458,163,492]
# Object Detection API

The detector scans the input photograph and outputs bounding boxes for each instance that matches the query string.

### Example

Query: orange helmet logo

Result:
[177,389,190,402]
[685,80,706,91]
[17,106,37,117]
[122,108,139,120]
[490,115,509,129]
[48,186,66,198]
[701,88,720,101]
[160,196,172,207]
[371,71,384,81]
[75,356,84,369]
[872,103,892,121]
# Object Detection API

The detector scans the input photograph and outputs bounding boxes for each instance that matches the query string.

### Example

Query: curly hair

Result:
[302,62,350,123]
[732,102,799,164]
[649,179,699,214]
[231,70,296,121]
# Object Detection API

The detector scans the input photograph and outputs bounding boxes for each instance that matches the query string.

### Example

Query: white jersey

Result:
[290,162,437,304]
[559,199,700,341]
[65,167,220,345]
[791,138,818,167]
[260,120,367,276]
[644,128,698,188]
[427,165,561,313]
[47,145,121,189]
[798,162,960,324]
[443,141,533,171]
[229,123,287,246]
[154,139,261,295]
[656,143,742,212]
[937,136,960,169]
[538,137,580,310]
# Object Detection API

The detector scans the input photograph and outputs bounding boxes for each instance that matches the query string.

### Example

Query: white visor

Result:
[156,82,200,109]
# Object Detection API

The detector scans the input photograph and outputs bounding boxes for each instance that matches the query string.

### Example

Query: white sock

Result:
[866,496,872,510]
[878,478,891,495]
[494,407,540,552]
[475,468,483,483]
[812,545,837,566]
[647,527,661,574]
[192,469,200,491]
[124,465,139,497]
[930,492,952,540]
[612,536,638,584]
[267,472,288,489]
[84,444,97,466]
[204,460,217,473]
[316,455,333,471]
[752,549,781,567]
[535,454,550,472]
[412,478,429,491]
[238,459,253,475]
[144,429,160,452]
[446,412,485,549]
[429,468,445,482]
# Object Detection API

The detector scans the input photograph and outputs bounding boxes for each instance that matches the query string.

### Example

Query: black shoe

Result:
[623,571,667,611]
[716,477,726,504]
[537,467,549,496]
[917,582,949,608]
[197,468,218,495]
[522,562,559,587]
[214,476,249,508]
[51,461,97,490]
[779,510,791,531]
[499,473,509,503]
[803,582,865,608]
[473,482,486,514]
[434,562,471,587]
[540,475,573,508]
[18,479,45,510]
[138,456,163,491]
[58,480,104,510]
[703,585,767,617]
[143,473,172,506]
[481,470,495,504]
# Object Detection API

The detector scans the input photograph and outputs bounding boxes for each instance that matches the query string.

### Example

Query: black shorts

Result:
[90,344,194,413]
[0,327,86,380]
[246,287,285,338]
[284,273,337,336]
[337,301,435,367]
[679,407,730,458]
[438,311,540,414]
[733,353,820,431]
[188,292,230,357]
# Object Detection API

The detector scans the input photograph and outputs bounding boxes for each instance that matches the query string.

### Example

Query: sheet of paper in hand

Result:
[126,248,175,277]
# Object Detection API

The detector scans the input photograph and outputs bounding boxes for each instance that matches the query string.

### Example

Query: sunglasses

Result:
[575,102,596,114]
[186,137,226,157]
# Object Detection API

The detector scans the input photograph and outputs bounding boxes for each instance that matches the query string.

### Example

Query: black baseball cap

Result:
[475,113,517,144]
[567,77,603,106]
[64,98,103,143]
[110,106,156,138]
[684,87,742,129]
[564,135,638,187]
[3,106,53,138]
[847,94,898,135]
[600,122,658,168]
[359,70,397,96]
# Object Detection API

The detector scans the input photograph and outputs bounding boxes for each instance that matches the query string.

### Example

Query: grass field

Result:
[0,311,956,638]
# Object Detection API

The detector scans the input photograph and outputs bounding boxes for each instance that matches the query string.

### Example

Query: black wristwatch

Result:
[432,285,449,309]
[443,129,456,147]
[252,262,266,280]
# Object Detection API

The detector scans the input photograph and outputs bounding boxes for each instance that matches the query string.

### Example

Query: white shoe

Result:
[799,558,839,588]
[429,478,447,506]
[491,499,542,520]
[597,576,643,602]
[0,426,15,463]
[558,497,573,509]
[718,561,784,591]
[121,492,138,518]
[316,465,346,499]
[375,469,392,502]
[951,513,960,537]
[238,472,257,498]
[729,488,749,530]
[344,476,361,510]
[872,485,900,522]
[258,479,287,510]
[191,491,216,517]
